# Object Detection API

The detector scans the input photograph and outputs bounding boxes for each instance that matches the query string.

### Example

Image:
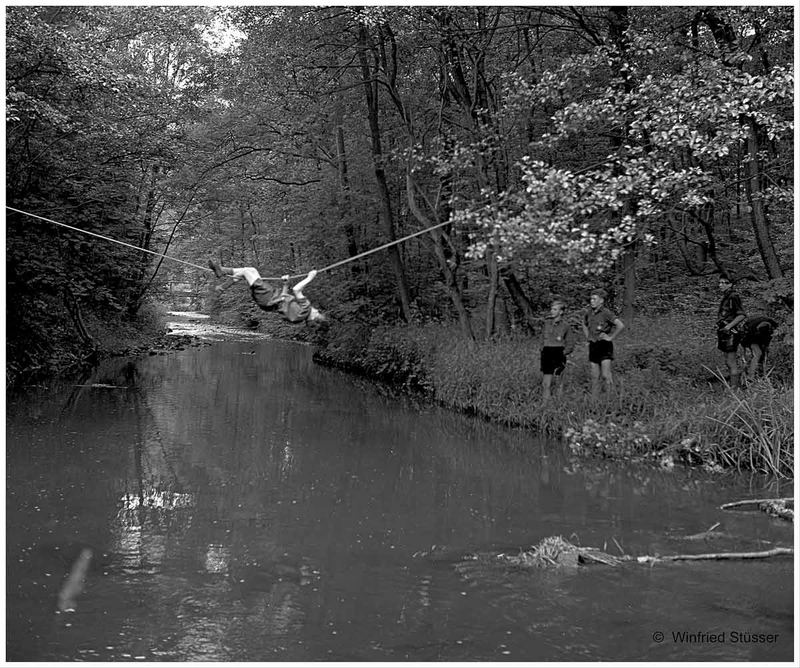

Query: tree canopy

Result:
[5,5,793,373]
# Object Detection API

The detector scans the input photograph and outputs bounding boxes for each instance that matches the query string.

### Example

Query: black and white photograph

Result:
[4,3,796,664]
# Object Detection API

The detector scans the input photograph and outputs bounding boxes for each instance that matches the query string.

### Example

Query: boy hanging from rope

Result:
[209,261,328,326]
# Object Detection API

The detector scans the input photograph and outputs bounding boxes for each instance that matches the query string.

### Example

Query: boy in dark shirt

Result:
[209,261,328,325]
[582,288,624,400]
[541,299,574,401]
[716,275,746,388]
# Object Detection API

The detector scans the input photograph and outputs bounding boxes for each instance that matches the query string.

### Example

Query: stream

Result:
[5,314,794,661]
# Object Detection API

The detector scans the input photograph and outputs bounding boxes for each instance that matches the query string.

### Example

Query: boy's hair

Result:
[719,273,734,283]
[551,299,566,309]
[590,288,607,300]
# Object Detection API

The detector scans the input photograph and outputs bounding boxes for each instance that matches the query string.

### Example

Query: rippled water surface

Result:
[5,337,794,662]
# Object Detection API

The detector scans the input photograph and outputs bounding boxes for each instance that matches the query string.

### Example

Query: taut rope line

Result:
[311,218,452,277]
[6,206,209,272]
[6,206,454,280]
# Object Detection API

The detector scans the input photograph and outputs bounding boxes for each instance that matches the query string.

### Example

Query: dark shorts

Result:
[717,329,741,353]
[588,340,614,364]
[541,346,567,375]
[249,279,281,312]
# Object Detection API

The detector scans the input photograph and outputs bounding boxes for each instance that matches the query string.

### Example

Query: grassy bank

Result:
[313,319,794,479]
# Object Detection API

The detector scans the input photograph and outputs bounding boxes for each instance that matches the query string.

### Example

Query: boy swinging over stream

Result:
[209,261,329,326]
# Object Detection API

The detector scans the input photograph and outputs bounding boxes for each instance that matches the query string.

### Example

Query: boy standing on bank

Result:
[582,289,624,400]
[716,274,746,388]
[541,299,574,401]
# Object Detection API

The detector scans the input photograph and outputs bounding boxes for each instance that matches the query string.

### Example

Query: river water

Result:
[5,326,795,662]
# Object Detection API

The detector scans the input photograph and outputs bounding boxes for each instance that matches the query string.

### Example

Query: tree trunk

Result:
[621,242,636,322]
[357,24,412,320]
[743,122,783,278]
[698,8,783,279]
[499,267,539,334]
[63,285,96,351]
[406,172,474,340]
[335,115,361,279]
[430,232,475,340]
[494,292,510,335]
[484,248,498,339]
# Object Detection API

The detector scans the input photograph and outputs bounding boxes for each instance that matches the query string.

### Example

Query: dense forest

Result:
[5,6,794,474]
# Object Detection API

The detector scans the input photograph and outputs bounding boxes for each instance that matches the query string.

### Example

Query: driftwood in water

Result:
[57,547,93,613]
[721,497,794,522]
[430,536,794,573]
[635,547,793,565]
[502,536,624,568]
[680,522,737,542]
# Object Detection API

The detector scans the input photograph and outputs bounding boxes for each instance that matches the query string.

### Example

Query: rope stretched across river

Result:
[6,206,453,280]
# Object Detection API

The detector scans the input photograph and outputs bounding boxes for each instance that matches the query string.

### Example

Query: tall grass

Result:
[704,376,794,477]
[316,321,794,478]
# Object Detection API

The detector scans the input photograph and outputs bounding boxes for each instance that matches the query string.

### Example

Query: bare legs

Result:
[542,373,554,401]
[590,360,614,400]
[209,262,261,291]
[723,350,740,389]
[745,343,766,379]
[226,267,261,286]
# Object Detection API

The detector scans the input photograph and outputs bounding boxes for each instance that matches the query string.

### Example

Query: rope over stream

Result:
[6,205,453,281]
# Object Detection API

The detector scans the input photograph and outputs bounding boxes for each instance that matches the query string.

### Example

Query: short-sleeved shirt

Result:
[542,317,573,353]
[278,294,311,323]
[250,279,284,311]
[717,290,745,326]
[584,307,618,342]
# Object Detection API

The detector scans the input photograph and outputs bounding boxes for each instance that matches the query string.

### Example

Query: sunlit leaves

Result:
[462,7,792,276]
[461,156,709,274]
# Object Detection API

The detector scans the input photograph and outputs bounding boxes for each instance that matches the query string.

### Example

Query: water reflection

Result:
[204,544,230,574]
[5,342,794,662]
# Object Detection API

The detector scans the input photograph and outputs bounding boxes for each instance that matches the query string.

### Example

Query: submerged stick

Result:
[637,547,793,565]
[57,548,93,613]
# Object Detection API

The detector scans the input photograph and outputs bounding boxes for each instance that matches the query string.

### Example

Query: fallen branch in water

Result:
[720,497,793,510]
[57,548,93,613]
[426,537,794,573]
[636,547,793,565]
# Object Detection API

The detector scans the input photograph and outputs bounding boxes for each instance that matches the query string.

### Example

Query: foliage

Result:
[703,376,794,477]
[5,5,793,424]
[462,8,793,276]
[6,6,223,377]
[565,419,653,461]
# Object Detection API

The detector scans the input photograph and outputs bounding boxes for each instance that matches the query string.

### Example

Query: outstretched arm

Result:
[292,269,317,299]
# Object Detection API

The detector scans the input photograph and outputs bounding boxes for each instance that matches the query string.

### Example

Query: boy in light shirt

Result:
[540,299,574,401]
